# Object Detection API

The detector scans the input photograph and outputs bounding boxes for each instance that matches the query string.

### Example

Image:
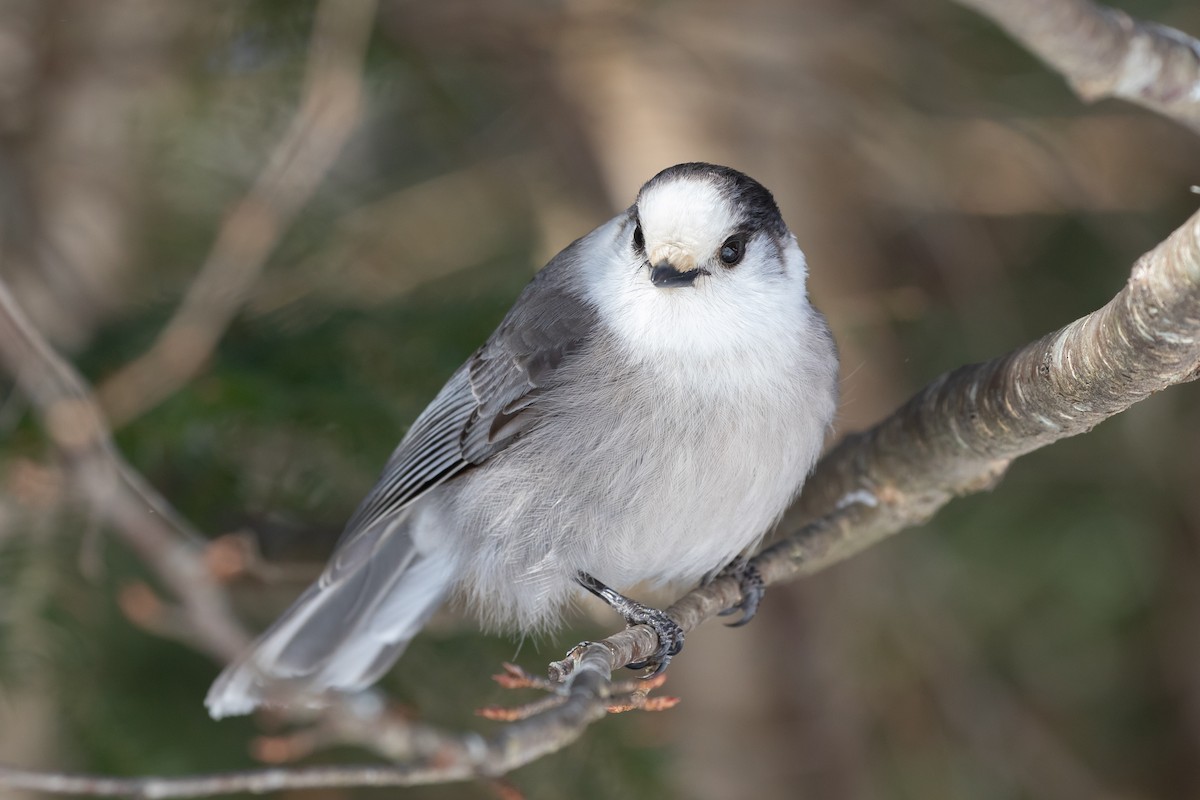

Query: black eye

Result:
[632,224,645,252]
[719,235,745,266]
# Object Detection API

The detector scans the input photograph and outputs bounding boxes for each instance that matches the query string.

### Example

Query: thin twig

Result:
[0,763,461,798]
[95,0,378,428]
[0,643,615,798]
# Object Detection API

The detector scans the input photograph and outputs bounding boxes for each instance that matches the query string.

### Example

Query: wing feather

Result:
[324,235,602,581]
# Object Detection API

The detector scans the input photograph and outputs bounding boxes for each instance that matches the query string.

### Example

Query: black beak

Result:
[650,261,705,288]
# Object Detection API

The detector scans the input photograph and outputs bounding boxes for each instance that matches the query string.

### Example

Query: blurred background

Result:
[2,0,1200,798]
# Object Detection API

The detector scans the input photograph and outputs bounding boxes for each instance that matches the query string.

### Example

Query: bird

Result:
[205,162,839,719]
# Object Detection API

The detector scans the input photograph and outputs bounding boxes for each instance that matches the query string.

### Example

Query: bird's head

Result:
[628,162,799,292]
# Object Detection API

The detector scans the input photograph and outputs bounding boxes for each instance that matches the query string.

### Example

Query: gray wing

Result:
[206,231,611,717]
[324,239,601,582]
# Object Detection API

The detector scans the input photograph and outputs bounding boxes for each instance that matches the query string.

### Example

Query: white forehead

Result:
[636,177,736,252]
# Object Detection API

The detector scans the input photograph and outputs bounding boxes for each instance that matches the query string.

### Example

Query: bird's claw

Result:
[716,558,765,627]
[622,604,684,676]
[575,572,684,676]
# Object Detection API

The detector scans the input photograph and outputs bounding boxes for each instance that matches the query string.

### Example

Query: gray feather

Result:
[329,241,599,577]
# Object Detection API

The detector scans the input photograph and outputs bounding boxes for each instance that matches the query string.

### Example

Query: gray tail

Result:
[205,518,455,719]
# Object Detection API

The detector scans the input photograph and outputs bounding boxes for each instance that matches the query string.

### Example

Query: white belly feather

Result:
[427,308,836,632]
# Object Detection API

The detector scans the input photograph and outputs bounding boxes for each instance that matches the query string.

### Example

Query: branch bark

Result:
[955,0,1200,133]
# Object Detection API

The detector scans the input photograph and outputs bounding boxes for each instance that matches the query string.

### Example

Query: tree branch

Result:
[955,0,1200,134]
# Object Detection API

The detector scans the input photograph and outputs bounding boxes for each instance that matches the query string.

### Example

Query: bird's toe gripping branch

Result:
[715,557,765,628]
[575,572,684,676]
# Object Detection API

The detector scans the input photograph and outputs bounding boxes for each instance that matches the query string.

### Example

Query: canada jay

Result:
[206,162,839,718]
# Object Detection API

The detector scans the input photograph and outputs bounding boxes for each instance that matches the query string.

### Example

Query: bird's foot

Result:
[576,572,684,676]
[620,603,684,675]
[715,557,765,627]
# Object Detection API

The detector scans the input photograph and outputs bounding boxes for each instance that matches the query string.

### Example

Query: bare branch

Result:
[0,277,251,663]
[0,763,409,799]
[95,0,378,428]
[955,0,1200,133]
[0,643,616,798]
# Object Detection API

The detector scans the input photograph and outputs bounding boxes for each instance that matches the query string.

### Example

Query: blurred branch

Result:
[95,0,377,428]
[0,277,251,663]
[0,644,619,798]
[954,0,1200,134]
